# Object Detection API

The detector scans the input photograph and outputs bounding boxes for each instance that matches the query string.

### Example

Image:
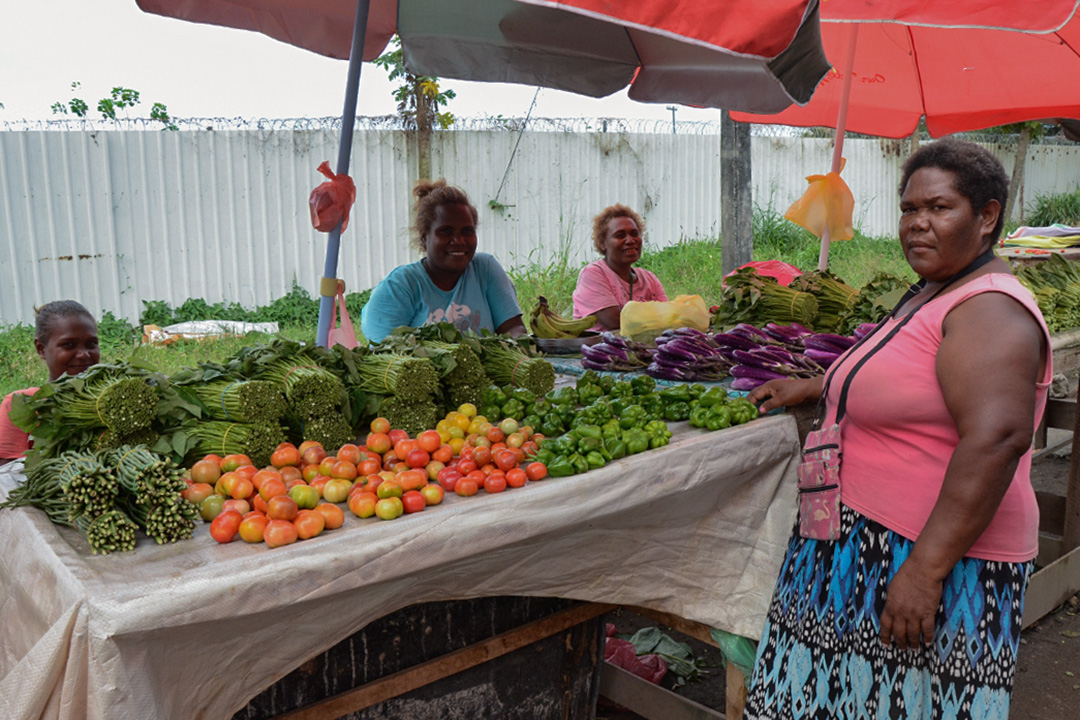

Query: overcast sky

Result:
[1,0,720,125]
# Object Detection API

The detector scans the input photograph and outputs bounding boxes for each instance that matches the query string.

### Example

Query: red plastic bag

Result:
[327,280,358,350]
[308,161,356,233]
[603,623,668,685]
[724,260,803,287]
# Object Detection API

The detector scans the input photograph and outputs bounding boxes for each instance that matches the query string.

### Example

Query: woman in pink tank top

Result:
[742,139,1050,720]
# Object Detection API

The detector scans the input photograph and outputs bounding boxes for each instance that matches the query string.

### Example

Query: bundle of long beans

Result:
[791,270,860,333]
[120,496,199,545]
[55,375,159,436]
[355,353,439,404]
[111,445,188,507]
[259,360,346,419]
[187,421,286,468]
[300,414,356,452]
[380,396,439,438]
[477,339,555,397]
[96,427,160,452]
[192,379,287,424]
[57,453,119,522]
[1016,254,1080,332]
[0,455,72,526]
[75,510,138,555]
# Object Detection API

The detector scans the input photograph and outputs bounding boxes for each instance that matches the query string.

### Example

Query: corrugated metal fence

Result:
[1,124,1077,326]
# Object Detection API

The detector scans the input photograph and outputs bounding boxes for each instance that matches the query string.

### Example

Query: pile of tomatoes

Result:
[182,406,549,549]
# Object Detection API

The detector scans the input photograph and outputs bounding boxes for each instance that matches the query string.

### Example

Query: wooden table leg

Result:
[726,664,748,720]
[1063,376,1080,551]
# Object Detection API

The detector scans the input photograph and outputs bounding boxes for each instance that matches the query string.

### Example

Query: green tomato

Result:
[199,494,225,522]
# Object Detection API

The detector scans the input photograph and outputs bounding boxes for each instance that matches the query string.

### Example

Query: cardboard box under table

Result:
[0,415,800,720]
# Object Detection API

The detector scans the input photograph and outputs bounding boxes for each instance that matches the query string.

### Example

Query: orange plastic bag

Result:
[327,281,358,349]
[309,161,357,233]
[784,157,854,241]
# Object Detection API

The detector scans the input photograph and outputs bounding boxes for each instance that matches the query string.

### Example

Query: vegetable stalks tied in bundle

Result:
[0,455,75,526]
[356,353,440,404]
[96,427,160,452]
[1015,254,1080,333]
[193,379,287,424]
[111,445,188,507]
[836,272,910,335]
[120,496,199,545]
[75,510,138,555]
[260,360,346,419]
[791,270,860,333]
[187,421,286,468]
[478,339,556,396]
[58,375,159,436]
[580,332,655,372]
[714,267,820,329]
[424,341,489,408]
[299,414,356,452]
[379,396,440,438]
[647,328,731,382]
[57,453,119,523]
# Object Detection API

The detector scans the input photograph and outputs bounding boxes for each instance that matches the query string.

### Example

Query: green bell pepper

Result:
[644,420,672,448]
[689,405,711,428]
[521,414,543,433]
[663,401,691,422]
[501,398,525,420]
[568,452,590,475]
[577,382,604,407]
[533,448,557,468]
[483,385,508,408]
[609,381,634,400]
[577,436,603,454]
[579,369,601,386]
[698,387,729,408]
[481,405,502,421]
[631,375,656,396]
[531,397,553,417]
[705,405,732,431]
[547,455,576,477]
[511,387,536,405]
[618,405,647,430]
[585,451,607,469]
[598,375,616,393]
[547,386,578,406]
[688,383,707,400]
[624,428,650,455]
[606,440,627,461]
[659,384,691,403]
[540,412,566,436]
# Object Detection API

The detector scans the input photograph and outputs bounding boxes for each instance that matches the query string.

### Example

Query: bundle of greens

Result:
[259,359,346,419]
[1015,254,1080,333]
[57,453,119,522]
[119,497,199,545]
[355,353,440,404]
[192,379,287,424]
[110,445,188,508]
[96,427,160,452]
[186,420,286,468]
[835,272,911,334]
[379,396,440,438]
[790,270,860,333]
[713,268,819,330]
[477,337,555,397]
[74,510,139,555]
[424,341,488,408]
[298,413,356,452]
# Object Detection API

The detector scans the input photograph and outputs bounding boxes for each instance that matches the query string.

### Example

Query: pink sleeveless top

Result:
[825,273,1051,562]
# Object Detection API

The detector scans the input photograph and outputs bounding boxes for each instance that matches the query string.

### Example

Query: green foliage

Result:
[1025,189,1080,228]
[51,82,177,131]
[137,282,371,327]
[372,36,456,131]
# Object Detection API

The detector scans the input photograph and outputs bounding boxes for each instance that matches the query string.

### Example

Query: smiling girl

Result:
[360,180,526,343]
[1,300,100,463]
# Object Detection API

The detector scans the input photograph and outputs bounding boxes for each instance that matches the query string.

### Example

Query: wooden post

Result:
[720,111,753,276]
[1063,376,1080,551]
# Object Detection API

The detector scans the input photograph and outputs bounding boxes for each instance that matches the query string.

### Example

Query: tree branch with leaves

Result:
[51,82,178,131]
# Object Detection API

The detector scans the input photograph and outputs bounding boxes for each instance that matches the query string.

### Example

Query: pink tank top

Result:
[825,273,1051,562]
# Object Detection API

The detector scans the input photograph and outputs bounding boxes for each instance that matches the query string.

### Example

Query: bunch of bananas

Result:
[530,296,596,339]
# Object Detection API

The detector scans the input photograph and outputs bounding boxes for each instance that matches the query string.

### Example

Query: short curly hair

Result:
[411,179,479,254]
[35,300,95,343]
[592,204,646,254]
[899,138,1010,241]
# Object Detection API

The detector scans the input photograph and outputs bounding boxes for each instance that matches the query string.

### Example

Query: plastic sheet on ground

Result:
[0,415,800,720]
[141,320,280,345]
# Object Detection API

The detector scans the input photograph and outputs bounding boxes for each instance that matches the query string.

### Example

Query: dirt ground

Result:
[599,452,1080,720]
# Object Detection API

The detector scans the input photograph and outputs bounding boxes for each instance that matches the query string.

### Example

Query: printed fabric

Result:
[360,252,521,343]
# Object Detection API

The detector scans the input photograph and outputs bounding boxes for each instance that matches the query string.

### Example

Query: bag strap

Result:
[817,249,996,426]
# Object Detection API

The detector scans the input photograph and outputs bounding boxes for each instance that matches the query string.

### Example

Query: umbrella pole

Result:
[317,0,372,348]
[818,25,860,271]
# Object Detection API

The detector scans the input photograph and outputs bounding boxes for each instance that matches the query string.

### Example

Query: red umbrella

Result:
[729,0,1080,269]
[137,0,831,345]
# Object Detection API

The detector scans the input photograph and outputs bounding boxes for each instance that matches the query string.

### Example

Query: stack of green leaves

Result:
[477,337,555,397]
[713,268,819,330]
[355,353,439,404]
[790,270,860,333]
[835,272,911,334]
[1015,254,1080,333]
[192,379,287,424]
[259,359,346,419]
[377,324,491,410]
[186,420,286,468]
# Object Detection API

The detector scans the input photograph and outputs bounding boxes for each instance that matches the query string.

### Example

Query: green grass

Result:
[1026,189,1080,228]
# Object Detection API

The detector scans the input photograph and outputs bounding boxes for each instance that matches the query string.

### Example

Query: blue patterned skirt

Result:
[744,504,1033,720]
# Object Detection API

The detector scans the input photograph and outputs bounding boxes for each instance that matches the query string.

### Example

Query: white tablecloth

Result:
[0,415,800,720]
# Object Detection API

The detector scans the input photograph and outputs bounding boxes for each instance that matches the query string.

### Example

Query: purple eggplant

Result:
[804,348,841,368]
[810,333,855,350]
[646,362,689,381]
[804,335,853,354]
[731,377,767,391]
[730,365,789,381]
[730,323,780,346]
[853,323,878,340]
[655,342,699,363]
[673,327,710,338]
[712,332,761,352]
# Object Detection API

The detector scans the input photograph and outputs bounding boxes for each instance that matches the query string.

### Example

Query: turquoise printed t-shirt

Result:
[360,252,522,342]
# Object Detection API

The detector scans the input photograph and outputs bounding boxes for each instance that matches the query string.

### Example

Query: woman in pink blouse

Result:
[572,204,668,331]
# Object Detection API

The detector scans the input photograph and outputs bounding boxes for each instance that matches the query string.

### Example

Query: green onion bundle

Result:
[187,421,286,468]
[74,510,138,555]
[259,360,346,419]
[477,341,556,397]
[300,413,356,452]
[791,270,860,333]
[192,379,287,424]
[55,376,158,436]
[379,396,439,438]
[355,353,439,404]
[716,268,819,329]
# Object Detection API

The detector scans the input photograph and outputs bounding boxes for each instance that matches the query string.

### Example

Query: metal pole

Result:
[667,105,677,134]
[817,25,859,272]
[316,0,371,347]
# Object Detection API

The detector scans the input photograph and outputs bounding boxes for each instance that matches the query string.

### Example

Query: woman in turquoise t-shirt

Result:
[361,180,526,343]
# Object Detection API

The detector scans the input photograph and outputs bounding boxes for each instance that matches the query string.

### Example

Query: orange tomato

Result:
[259,477,288,501]
[251,468,280,491]
[300,463,321,482]
[432,444,453,464]
[266,495,299,521]
[336,443,362,465]
[279,465,303,484]
[234,465,259,482]
[298,440,324,455]
[524,462,547,481]
[219,454,252,473]
[293,509,326,540]
[264,518,298,548]
[331,460,358,481]
[369,417,391,434]
[181,482,215,505]
[229,477,254,500]
[189,459,221,485]
[486,426,505,444]
[315,502,345,529]
[455,477,479,496]
[506,467,528,488]
[417,430,441,453]
[302,445,328,466]
[348,491,377,518]
[358,457,382,477]
[309,476,330,496]
[270,444,302,468]
[238,513,270,543]
[318,456,337,476]
[201,453,223,466]
[397,469,427,492]
[252,493,270,514]
[366,432,392,455]
[209,509,243,543]
[393,439,418,459]
[222,498,251,516]
[419,483,444,506]
[483,473,507,494]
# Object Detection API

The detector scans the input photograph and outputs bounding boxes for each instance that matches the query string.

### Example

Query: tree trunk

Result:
[720,111,753,276]
[1005,124,1032,224]
[414,79,433,181]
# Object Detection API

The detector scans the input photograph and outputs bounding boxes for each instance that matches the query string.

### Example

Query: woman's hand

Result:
[747,376,824,413]
[496,315,528,338]
[879,560,943,650]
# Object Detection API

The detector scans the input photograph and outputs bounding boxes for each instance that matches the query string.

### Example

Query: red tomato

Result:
[336,443,362,465]
[483,473,507,494]
[298,440,324,455]
[219,454,252,473]
[209,509,242,543]
[189,459,221,485]
[270,445,302,468]
[181,482,215,505]
[370,417,392,434]
[222,498,251,516]
[525,462,548,482]
[472,446,492,468]
[279,465,303,484]
[420,484,444,506]
[309,476,330,496]
[401,490,427,514]
[264,518,298,548]
[358,458,382,477]
[506,468,528,488]
[387,428,409,445]
[259,478,288,502]
[465,470,486,487]
[302,445,328,466]
[437,468,460,492]
[266,495,299,521]
[417,430,442,454]
[348,491,377,518]
[404,448,429,469]
[315,502,345,529]
[229,477,254,500]
[293,509,326,540]
[432,444,454,464]
[494,450,518,472]
[331,460,359,481]
[486,426,505,444]
[366,432,392,455]
[455,477,479,497]
[238,513,270,543]
[456,459,478,475]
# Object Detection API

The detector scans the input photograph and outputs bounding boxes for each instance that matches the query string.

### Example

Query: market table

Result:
[0,415,800,720]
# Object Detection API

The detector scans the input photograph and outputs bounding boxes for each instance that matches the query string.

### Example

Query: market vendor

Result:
[572,204,667,331]
[1,300,100,463]
[360,179,526,343]
[743,138,1050,720]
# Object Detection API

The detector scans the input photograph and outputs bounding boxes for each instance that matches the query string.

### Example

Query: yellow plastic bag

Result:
[785,157,854,241]
[619,295,710,342]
